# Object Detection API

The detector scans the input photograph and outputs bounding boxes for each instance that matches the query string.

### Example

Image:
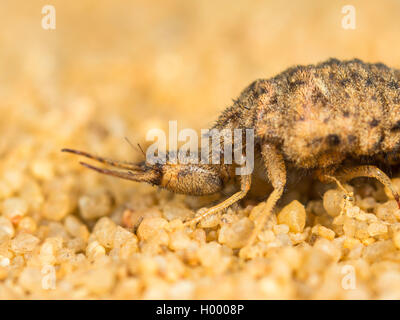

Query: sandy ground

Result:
[1,0,400,299]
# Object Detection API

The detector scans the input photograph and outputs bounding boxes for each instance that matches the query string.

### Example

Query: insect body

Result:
[63,58,400,250]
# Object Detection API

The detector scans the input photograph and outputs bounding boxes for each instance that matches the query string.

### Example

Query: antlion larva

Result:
[63,58,400,251]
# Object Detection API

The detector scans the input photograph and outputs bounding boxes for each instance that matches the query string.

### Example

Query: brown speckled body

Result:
[215,58,400,170]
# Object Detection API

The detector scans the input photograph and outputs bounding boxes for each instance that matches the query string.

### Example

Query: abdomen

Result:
[256,59,400,169]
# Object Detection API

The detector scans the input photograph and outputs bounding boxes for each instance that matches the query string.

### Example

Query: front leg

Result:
[184,174,251,227]
[245,143,287,248]
[335,165,400,208]
[315,166,352,195]
[315,164,400,214]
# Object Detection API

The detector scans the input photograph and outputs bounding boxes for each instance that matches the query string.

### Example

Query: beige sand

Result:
[1,0,400,299]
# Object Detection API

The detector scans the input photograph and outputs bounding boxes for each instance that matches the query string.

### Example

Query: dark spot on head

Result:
[373,135,385,151]
[326,134,340,147]
[379,92,388,109]
[270,95,278,104]
[329,72,335,80]
[371,95,377,101]
[391,120,400,132]
[340,78,350,87]
[312,89,328,105]
[289,80,305,91]
[343,111,350,118]
[350,72,361,81]
[369,118,380,128]
[388,81,399,90]
[347,135,357,144]
[250,81,268,99]
[255,86,268,98]
[365,78,373,86]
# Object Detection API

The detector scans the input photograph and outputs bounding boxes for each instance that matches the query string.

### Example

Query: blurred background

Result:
[1,0,400,162]
[1,0,400,300]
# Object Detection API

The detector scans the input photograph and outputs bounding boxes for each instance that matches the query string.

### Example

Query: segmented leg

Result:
[336,165,400,209]
[246,143,287,247]
[315,168,352,195]
[315,166,339,184]
[184,174,251,227]
[316,170,355,217]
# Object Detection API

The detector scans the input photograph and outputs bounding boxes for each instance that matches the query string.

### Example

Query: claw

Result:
[61,148,142,171]
[79,162,140,181]
[62,148,161,184]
